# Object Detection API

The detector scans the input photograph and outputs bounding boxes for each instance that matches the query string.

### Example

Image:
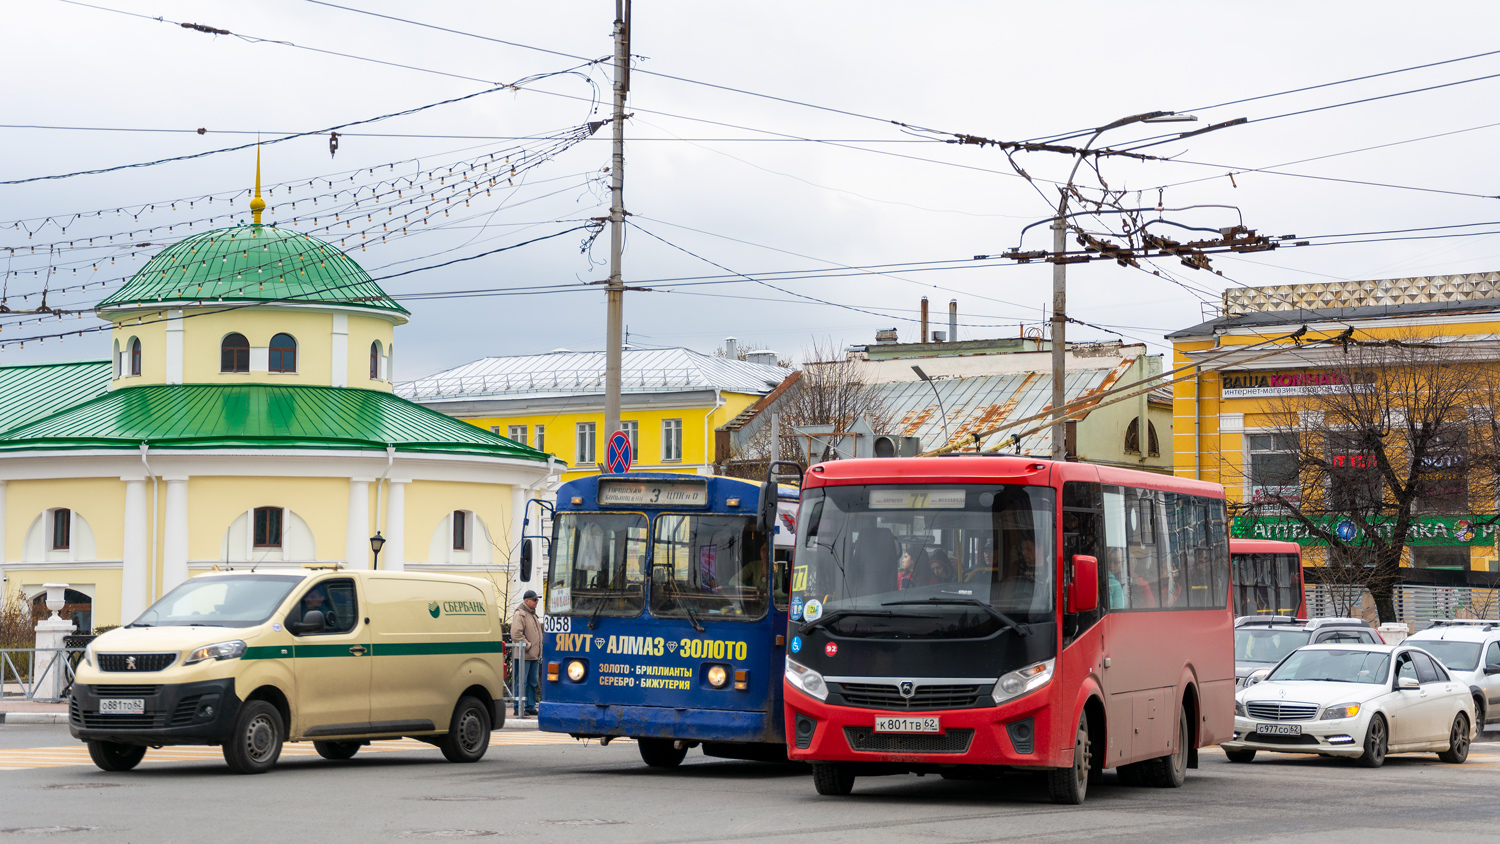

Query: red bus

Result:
[1228,539,1306,619]
[784,456,1234,804]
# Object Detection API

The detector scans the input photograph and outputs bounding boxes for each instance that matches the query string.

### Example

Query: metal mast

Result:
[603,0,631,445]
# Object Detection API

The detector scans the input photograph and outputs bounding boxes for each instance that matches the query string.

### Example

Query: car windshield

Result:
[649,514,767,621]
[131,575,304,628]
[793,484,1055,639]
[548,512,648,618]
[1235,628,1312,663]
[1412,640,1483,672]
[1268,649,1390,684]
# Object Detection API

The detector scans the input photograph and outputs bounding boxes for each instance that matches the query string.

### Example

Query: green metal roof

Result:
[0,360,111,434]
[96,225,408,316]
[0,383,551,461]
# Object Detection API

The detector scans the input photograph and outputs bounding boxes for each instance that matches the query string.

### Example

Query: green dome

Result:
[97,224,408,317]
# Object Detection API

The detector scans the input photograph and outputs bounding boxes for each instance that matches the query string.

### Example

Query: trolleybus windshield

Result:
[549,512,647,618]
[793,484,1055,639]
[649,514,768,621]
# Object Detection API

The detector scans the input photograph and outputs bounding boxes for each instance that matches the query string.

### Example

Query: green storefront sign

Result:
[1232,515,1499,546]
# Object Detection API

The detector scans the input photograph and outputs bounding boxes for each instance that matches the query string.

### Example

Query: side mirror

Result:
[1068,555,1099,614]
[293,610,326,635]
[519,539,534,583]
[1398,676,1419,690]
[1485,665,1500,675]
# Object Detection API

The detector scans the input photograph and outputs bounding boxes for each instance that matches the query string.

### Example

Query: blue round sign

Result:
[605,430,632,474]
[790,636,802,654]
[790,596,804,621]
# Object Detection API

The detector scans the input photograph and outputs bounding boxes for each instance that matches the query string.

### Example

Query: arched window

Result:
[221,333,250,373]
[129,337,142,376]
[1124,418,1160,457]
[269,333,297,373]
[370,340,382,380]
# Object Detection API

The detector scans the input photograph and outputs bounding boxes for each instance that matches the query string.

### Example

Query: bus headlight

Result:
[706,664,729,689]
[566,660,587,682]
[992,659,1054,705]
[785,658,827,701]
[184,640,247,666]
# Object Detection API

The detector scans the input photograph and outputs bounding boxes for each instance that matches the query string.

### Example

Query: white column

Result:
[162,476,190,592]
[121,479,149,621]
[165,309,184,384]
[345,478,372,569]
[383,480,407,571]
[0,480,8,566]
[331,313,349,388]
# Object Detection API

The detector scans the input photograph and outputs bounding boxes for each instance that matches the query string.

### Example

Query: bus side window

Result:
[773,548,791,609]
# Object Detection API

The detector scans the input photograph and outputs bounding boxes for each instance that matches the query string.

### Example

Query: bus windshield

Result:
[649,514,767,621]
[793,484,1055,639]
[1233,552,1302,616]
[549,512,647,618]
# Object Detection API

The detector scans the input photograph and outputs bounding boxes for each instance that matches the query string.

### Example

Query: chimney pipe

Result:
[920,297,929,343]
[949,300,958,343]
[724,337,738,359]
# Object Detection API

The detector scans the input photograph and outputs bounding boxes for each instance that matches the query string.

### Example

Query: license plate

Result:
[1256,723,1301,736]
[99,698,144,715]
[875,716,939,733]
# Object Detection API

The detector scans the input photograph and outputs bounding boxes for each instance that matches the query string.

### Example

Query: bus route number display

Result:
[598,479,709,507]
[867,488,966,509]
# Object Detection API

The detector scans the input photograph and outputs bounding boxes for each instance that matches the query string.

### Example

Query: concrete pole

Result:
[603,0,631,444]
[1050,213,1068,459]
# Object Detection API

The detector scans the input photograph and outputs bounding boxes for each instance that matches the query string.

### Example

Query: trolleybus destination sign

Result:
[597,478,710,507]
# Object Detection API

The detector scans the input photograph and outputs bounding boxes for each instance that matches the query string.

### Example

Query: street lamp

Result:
[911,365,954,449]
[370,531,386,570]
[1048,111,1196,460]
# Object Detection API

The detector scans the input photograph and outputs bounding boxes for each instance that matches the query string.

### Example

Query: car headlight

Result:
[1235,699,1246,717]
[184,640,247,665]
[1246,669,1270,686]
[785,658,827,701]
[992,659,1054,705]
[566,660,587,682]
[706,664,729,689]
[1320,702,1361,720]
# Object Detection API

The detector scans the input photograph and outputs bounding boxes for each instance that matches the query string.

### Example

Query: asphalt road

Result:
[1,724,1498,843]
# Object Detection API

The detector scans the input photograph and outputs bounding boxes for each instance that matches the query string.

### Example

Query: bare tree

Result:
[1234,334,1500,622]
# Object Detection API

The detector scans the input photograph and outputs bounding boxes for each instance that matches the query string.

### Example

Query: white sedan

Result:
[1223,643,1474,767]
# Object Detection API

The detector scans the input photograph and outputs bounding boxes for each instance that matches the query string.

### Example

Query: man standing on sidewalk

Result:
[510,590,544,717]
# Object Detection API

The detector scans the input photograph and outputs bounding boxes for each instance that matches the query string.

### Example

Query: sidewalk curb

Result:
[0,712,69,725]
[501,718,539,731]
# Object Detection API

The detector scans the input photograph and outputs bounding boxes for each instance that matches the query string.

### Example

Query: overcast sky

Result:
[6,1,1500,379]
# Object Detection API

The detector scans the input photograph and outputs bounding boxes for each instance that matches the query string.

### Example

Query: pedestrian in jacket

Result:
[511,590,544,716]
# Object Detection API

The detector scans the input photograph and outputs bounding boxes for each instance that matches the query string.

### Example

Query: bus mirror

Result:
[520,539,534,582]
[1069,555,1098,614]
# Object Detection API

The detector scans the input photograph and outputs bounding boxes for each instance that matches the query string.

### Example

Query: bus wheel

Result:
[1047,714,1090,805]
[638,738,688,768]
[86,741,145,772]
[1141,708,1189,788]
[812,762,855,796]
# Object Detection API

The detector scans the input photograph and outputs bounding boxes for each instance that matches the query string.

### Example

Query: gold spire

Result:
[249,142,267,225]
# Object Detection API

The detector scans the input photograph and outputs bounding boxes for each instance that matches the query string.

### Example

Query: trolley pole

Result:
[603,0,631,443]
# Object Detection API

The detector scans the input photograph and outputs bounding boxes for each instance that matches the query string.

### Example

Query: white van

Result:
[69,569,508,774]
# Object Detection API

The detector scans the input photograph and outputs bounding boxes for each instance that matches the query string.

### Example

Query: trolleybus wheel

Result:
[1046,713,1090,805]
[1140,707,1189,788]
[638,738,688,768]
[86,740,146,772]
[812,762,855,796]
[1223,748,1256,763]
[313,740,362,760]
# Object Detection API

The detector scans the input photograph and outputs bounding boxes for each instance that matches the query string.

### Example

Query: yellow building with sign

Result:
[399,346,791,482]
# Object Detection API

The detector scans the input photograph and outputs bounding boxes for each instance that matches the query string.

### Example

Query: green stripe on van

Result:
[240,641,504,660]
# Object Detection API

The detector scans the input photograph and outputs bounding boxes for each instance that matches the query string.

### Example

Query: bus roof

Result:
[1229,539,1301,554]
[802,456,1226,499]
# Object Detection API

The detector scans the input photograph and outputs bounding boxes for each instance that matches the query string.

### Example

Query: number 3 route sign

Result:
[606,430,632,474]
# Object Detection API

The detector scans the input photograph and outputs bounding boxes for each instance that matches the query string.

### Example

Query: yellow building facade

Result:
[0,196,555,631]
[399,347,791,482]
[1169,273,1500,580]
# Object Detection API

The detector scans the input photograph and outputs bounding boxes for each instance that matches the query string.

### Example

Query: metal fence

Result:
[1305,583,1500,627]
[1,648,86,702]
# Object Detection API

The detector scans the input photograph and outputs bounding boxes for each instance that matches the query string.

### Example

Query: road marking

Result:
[0,732,628,771]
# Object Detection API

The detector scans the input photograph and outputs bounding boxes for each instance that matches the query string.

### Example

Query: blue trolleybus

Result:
[531,471,798,766]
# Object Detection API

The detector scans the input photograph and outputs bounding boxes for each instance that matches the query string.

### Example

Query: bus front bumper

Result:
[540,702,776,744]
[784,685,1059,768]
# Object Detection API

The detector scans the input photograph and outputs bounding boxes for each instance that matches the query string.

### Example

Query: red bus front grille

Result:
[836,682,988,711]
[843,727,975,754]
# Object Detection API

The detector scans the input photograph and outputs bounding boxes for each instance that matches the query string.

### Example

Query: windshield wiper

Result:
[587,596,610,631]
[800,609,936,635]
[882,598,1029,637]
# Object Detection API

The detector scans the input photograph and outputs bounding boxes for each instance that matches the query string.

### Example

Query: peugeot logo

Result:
[125,656,137,671]
[898,681,916,699]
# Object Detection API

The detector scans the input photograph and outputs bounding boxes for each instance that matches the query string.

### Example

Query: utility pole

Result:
[603,0,631,446]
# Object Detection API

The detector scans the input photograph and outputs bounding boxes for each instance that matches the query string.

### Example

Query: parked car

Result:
[1233,616,1382,689]
[1224,643,1474,767]
[1405,619,1500,727]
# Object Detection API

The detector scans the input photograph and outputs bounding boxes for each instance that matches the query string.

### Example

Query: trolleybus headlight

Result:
[1319,702,1360,720]
[567,660,587,682]
[706,664,729,689]
[785,658,828,701]
[992,659,1054,704]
